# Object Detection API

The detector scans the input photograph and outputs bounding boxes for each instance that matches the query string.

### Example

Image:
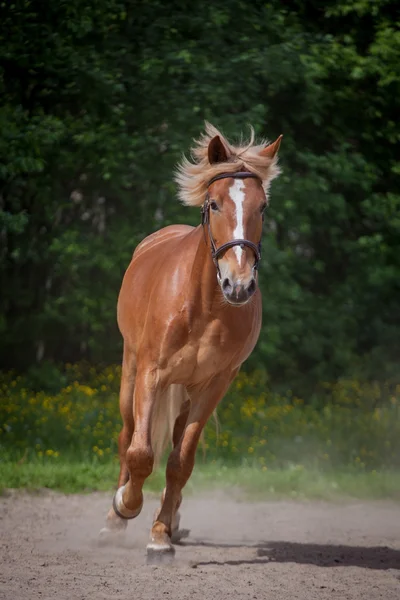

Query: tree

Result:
[1,0,399,394]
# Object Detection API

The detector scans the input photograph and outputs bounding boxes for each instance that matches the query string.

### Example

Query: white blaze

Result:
[229,179,246,262]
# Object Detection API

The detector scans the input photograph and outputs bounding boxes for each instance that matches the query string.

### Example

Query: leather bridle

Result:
[201,171,263,281]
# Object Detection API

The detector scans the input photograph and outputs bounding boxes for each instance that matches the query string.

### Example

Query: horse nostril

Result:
[247,278,256,296]
[222,278,233,294]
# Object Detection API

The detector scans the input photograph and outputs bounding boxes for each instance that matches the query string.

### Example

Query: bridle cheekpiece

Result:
[201,171,263,281]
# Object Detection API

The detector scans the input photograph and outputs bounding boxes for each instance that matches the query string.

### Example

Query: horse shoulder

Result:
[117,225,196,348]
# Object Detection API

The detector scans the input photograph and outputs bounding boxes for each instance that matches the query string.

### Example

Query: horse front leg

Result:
[112,367,159,523]
[99,344,136,540]
[148,374,235,559]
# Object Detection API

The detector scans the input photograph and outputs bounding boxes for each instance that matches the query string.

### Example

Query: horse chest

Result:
[164,318,250,384]
[195,322,232,367]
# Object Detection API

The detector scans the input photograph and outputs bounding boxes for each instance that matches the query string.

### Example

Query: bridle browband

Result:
[201,171,263,280]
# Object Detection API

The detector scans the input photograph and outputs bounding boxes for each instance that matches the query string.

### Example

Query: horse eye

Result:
[210,201,219,211]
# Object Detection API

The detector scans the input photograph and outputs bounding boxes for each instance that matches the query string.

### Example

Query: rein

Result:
[201,171,262,280]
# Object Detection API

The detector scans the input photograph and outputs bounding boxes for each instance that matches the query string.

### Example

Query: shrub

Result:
[1,365,399,471]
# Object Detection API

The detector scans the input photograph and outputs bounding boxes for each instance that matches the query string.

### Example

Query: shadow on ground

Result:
[181,540,400,570]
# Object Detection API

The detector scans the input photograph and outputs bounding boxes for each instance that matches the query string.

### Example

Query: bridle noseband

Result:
[201,171,263,280]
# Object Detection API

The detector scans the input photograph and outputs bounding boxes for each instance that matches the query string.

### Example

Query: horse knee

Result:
[126,445,154,480]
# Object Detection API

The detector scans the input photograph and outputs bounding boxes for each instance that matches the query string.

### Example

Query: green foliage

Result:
[0,1,399,392]
[1,366,399,471]
[205,372,400,470]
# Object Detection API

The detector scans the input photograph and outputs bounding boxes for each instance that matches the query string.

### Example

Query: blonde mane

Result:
[175,122,281,207]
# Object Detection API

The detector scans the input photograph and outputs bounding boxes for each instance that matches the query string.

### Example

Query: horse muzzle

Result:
[220,277,257,305]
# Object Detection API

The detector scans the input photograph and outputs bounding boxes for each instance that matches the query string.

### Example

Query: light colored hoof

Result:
[171,528,190,544]
[98,526,126,546]
[170,509,189,544]
[146,542,175,565]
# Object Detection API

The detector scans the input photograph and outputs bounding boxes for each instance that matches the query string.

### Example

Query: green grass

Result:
[2,366,399,503]
[188,463,400,501]
[1,458,399,501]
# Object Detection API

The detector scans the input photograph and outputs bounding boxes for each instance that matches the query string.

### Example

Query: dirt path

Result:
[0,489,399,600]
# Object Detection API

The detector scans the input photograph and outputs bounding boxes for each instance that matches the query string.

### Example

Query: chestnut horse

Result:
[100,123,282,558]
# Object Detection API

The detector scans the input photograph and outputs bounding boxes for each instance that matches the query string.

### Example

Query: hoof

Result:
[146,542,175,565]
[98,526,126,547]
[171,528,190,544]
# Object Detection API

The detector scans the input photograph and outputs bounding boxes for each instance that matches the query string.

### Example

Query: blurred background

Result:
[0,1,399,495]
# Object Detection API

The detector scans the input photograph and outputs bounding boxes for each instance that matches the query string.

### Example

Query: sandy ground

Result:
[0,489,399,600]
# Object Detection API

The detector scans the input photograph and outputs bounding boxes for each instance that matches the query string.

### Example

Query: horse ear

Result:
[259,134,283,159]
[208,135,229,164]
